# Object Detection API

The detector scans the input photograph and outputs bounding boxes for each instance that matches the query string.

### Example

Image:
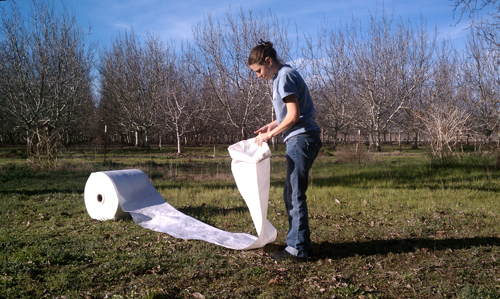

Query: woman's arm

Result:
[255,95,300,146]
[254,120,278,135]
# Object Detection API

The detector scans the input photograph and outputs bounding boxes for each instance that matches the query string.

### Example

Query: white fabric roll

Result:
[84,138,276,250]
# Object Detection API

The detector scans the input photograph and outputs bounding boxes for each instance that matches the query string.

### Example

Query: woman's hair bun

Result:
[259,39,273,48]
[248,39,279,65]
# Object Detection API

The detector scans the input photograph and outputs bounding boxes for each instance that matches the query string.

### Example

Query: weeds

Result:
[332,144,373,164]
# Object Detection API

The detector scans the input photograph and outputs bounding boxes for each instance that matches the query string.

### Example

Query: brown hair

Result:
[248,40,279,65]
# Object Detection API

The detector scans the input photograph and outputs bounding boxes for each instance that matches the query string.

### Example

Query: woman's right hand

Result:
[253,125,270,135]
[253,120,277,135]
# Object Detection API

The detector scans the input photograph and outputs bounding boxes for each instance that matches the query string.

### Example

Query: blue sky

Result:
[1,0,477,52]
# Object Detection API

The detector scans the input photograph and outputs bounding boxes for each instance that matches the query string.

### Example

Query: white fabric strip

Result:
[84,138,276,250]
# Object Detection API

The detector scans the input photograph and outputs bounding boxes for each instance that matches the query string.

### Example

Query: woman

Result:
[249,40,322,262]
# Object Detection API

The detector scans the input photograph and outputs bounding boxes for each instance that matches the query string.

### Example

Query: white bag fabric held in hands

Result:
[84,138,276,250]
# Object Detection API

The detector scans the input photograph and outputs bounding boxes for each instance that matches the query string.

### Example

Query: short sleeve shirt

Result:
[272,64,320,142]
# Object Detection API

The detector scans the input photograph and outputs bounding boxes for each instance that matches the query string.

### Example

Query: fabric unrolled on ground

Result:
[83,138,277,250]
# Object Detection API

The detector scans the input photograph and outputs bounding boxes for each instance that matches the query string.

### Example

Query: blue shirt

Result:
[272,64,320,142]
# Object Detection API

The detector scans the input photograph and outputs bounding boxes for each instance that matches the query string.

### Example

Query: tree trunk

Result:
[412,130,419,149]
[26,130,32,156]
[369,131,381,151]
[399,132,402,151]
[177,132,182,154]
[144,130,150,149]
[332,130,338,150]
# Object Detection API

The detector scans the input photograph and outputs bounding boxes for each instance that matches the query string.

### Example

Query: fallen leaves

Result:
[192,292,205,299]
[268,278,279,285]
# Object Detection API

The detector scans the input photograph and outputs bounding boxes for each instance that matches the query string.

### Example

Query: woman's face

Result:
[249,57,274,80]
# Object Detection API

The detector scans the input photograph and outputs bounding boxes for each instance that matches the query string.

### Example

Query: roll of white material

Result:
[84,138,276,250]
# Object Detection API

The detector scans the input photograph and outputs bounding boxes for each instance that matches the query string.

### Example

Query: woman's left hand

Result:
[255,132,271,146]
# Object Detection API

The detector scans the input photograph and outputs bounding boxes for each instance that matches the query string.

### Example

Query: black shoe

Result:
[270,250,310,262]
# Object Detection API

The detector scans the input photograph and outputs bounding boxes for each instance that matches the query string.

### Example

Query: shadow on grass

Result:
[301,154,500,192]
[178,205,248,218]
[314,236,500,260]
[0,188,84,196]
[289,159,500,192]
[176,205,250,227]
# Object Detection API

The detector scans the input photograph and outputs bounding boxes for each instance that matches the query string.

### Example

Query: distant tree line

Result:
[1,0,500,163]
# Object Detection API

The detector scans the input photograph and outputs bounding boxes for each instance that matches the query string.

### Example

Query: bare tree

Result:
[0,0,95,165]
[461,28,500,144]
[153,39,213,154]
[451,0,500,48]
[309,22,359,149]
[398,25,438,150]
[347,12,435,151]
[99,30,156,148]
[188,8,293,141]
[418,103,470,159]
[418,41,471,159]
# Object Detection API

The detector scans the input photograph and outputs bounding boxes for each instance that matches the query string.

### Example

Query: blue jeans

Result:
[283,131,322,257]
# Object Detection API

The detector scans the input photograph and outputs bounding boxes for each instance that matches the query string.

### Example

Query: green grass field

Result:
[1,143,499,298]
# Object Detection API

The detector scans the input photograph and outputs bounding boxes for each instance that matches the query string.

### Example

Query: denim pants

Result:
[283,131,322,257]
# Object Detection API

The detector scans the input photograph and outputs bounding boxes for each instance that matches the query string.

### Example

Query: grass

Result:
[0,143,499,298]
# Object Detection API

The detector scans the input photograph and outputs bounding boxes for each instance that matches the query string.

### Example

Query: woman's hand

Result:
[253,122,275,135]
[254,96,300,147]
[255,131,271,146]
[254,120,277,146]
